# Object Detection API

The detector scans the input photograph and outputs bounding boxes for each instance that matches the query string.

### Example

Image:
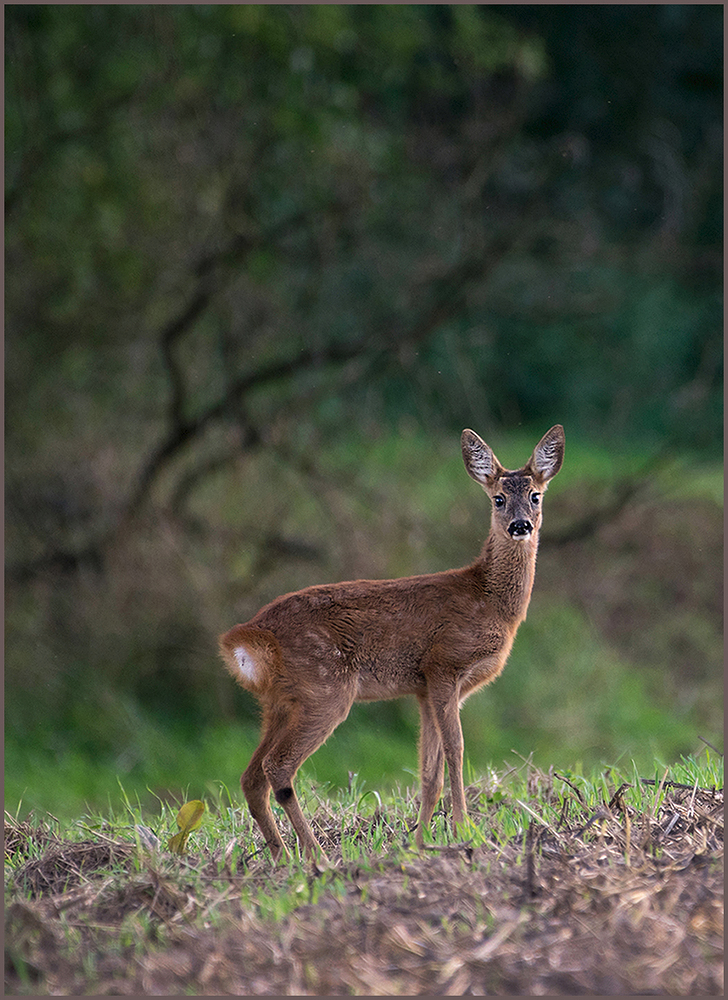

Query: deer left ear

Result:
[528,425,565,483]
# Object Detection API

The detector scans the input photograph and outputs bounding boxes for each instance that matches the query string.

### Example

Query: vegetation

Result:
[5,0,722,929]
[5,755,723,995]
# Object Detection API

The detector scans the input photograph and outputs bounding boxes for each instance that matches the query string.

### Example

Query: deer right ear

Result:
[461,429,502,485]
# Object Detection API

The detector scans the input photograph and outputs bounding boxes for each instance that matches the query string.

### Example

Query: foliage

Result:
[4,6,723,823]
[6,5,722,465]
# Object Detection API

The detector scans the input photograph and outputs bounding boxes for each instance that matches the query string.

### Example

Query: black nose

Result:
[508,519,533,538]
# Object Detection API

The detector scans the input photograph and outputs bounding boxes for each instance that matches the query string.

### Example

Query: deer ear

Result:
[528,425,565,483]
[461,429,502,485]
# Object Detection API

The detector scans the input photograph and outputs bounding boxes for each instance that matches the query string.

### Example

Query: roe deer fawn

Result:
[219,425,564,860]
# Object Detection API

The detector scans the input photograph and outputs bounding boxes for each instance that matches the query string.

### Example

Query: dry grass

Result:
[5,767,723,996]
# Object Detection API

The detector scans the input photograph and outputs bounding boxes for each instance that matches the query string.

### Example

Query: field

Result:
[6,756,723,996]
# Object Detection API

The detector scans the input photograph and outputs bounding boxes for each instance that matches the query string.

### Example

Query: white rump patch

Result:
[232,645,259,685]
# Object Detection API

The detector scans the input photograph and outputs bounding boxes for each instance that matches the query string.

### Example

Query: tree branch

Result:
[7,231,512,581]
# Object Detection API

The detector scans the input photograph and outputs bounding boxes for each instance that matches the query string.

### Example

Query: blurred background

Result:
[6,5,722,819]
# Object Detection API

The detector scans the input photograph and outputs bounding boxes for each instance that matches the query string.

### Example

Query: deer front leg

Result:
[416,695,445,846]
[427,684,468,837]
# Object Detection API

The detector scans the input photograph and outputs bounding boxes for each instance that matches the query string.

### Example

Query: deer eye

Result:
[530,493,541,505]
[493,495,505,508]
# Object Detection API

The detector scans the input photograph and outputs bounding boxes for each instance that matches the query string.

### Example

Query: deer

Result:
[219,424,564,861]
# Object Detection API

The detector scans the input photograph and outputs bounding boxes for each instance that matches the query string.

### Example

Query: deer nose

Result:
[508,519,533,538]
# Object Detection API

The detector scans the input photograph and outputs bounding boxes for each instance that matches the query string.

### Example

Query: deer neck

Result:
[476,530,539,625]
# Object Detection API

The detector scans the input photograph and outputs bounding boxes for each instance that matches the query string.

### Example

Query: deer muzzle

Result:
[508,519,533,538]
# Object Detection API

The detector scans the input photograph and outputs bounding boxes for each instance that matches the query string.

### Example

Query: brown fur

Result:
[219,425,565,860]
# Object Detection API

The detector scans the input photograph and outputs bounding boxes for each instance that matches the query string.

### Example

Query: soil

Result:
[5,778,723,996]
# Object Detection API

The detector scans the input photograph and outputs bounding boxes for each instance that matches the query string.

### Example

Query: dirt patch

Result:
[5,778,723,996]
[12,839,136,899]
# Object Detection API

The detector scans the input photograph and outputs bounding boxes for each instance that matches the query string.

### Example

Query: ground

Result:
[5,773,723,996]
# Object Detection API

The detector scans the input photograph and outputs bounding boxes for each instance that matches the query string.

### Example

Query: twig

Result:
[697,735,723,757]
[640,778,723,793]
[554,772,586,804]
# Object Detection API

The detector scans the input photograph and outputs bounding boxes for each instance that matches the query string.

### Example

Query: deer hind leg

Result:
[416,695,445,847]
[257,690,355,860]
[241,734,288,862]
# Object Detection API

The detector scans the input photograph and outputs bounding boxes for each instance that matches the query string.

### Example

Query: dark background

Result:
[6,5,722,816]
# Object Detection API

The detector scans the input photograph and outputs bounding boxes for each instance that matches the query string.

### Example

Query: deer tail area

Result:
[219,624,281,696]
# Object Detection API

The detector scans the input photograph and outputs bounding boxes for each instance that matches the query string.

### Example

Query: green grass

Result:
[5,695,713,826]
[7,752,722,876]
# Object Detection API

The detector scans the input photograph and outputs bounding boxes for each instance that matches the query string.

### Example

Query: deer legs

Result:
[242,691,354,861]
[241,741,288,861]
[416,685,467,845]
[416,696,445,845]
[244,677,470,858]
[245,685,470,858]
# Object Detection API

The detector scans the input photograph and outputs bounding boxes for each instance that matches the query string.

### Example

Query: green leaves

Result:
[167,800,205,855]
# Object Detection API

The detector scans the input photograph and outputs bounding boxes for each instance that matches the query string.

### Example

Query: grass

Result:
[5,752,723,995]
[5,687,714,826]
[7,751,722,872]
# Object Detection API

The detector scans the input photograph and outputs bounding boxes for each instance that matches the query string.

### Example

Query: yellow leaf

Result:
[167,799,205,854]
[176,799,205,833]
[167,831,186,854]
